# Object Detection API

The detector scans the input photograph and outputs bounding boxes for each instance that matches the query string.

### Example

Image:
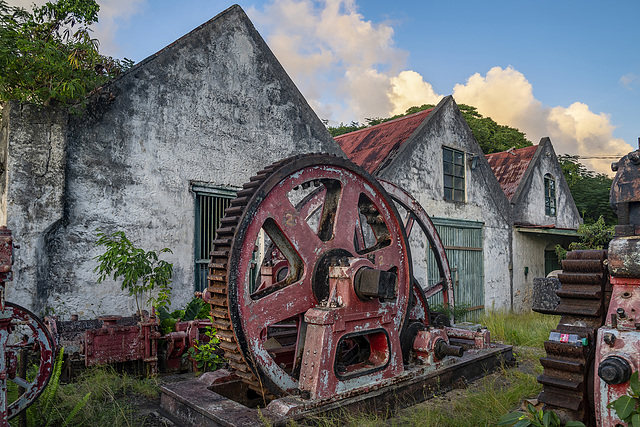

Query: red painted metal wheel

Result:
[2,302,55,420]
[222,154,413,397]
[379,180,455,324]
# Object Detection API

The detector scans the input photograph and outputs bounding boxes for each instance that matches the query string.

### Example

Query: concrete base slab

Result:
[160,343,514,426]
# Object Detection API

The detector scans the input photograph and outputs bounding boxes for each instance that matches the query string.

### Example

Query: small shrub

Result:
[556,215,614,262]
[498,404,585,426]
[187,317,223,371]
[94,230,173,315]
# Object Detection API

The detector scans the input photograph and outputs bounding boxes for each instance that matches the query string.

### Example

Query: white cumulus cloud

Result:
[250,2,630,174]
[248,0,440,123]
[452,66,633,173]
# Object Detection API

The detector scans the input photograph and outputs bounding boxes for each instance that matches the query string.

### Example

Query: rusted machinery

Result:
[46,313,161,376]
[537,146,640,426]
[161,154,512,425]
[46,312,216,377]
[0,228,55,426]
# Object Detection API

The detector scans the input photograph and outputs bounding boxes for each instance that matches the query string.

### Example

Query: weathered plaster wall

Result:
[378,97,513,311]
[512,232,578,311]
[511,232,546,311]
[512,138,581,229]
[1,103,68,310]
[5,5,343,316]
[510,138,581,311]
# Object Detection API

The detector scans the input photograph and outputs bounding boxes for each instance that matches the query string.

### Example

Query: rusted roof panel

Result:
[485,145,538,201]
[334,109,433,174]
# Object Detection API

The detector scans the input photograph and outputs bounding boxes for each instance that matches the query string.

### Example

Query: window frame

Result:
[442,146,466,202]
[192,184,237,292]
[544,174,557,217]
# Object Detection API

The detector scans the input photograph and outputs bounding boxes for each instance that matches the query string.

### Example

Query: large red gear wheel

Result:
[208,154,413,398]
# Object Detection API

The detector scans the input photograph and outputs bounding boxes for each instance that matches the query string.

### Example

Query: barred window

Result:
[193,185,235,292]
[443,147,465,202]
[544,174,556,216]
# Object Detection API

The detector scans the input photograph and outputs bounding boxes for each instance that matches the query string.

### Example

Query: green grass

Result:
[478,310,559,348]
[289,310,556,426]
[15,365,160,427]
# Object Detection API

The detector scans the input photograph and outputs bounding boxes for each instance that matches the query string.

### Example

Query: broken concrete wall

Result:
[3,5,343,316]
[378,96,513,312]
[1,103,68,310]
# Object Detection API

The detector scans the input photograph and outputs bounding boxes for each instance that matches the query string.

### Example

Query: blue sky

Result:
[10,0,639,173]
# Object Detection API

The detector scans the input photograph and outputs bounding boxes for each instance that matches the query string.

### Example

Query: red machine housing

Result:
[594,148,640,426]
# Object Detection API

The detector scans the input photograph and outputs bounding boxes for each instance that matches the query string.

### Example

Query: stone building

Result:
[0,4,580,318]
[0,5,343,316]
[335,98,582,314]
[487,138,581,311]
[335,96,513,317]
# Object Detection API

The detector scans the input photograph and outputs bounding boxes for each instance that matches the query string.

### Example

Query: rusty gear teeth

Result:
[206,155,318,398]
[537,249,610,425]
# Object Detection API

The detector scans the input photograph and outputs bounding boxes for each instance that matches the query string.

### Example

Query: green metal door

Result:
[427,218,484,321]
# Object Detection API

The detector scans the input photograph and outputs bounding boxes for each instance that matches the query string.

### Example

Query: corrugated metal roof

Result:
[485,145,538,201]
[334,109,433,174]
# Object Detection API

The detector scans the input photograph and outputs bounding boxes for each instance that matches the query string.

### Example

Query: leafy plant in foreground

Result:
[186,316,223,371]
[498,403,585,427]
[94,230,173,315]
[607,371,640,425]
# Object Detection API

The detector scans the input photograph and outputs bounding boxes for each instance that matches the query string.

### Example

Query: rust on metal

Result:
[334,109,433,175]
[485,145,538,201]
[0,228,55,426]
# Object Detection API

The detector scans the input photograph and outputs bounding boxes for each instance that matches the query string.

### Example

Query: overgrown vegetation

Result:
[478,310,559,348]
[94,230,173,315]
[326,103,532,155]
[11,350,159,426]
[555,216,614,261]
[559,155,616,225]
[0,0,132,111]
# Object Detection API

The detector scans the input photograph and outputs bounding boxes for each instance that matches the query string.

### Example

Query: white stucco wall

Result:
[510,138,582,311]
[2,6,343,316]
[378,97,513,312]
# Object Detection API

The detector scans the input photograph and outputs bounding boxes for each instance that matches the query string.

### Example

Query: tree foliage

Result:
[555,216,614,261]
[326,103,532,155]
[0,0,132,109]
[558,155,616,225]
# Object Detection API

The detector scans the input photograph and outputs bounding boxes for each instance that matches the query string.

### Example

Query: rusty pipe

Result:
[434,339,464,359]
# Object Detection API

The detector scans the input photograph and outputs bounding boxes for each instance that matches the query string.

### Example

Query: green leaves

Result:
[558,155,616,226]
[0,0,132,109]
[186,317,223,372]
[615,395,636,420]
[607,373,640,425]
[94,229,173,314]
[498,406,584,427]
[498,411,525,425]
